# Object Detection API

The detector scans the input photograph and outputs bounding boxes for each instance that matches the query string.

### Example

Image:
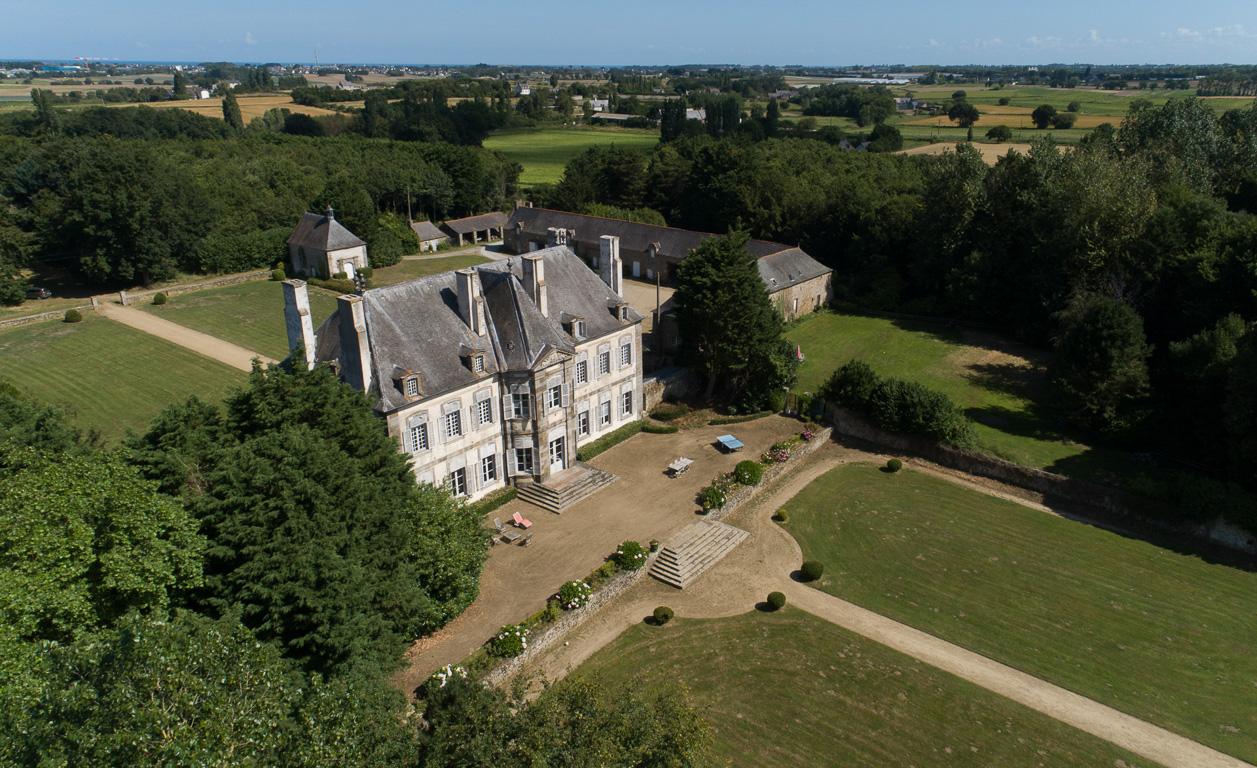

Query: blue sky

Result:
[3,0,1255,65]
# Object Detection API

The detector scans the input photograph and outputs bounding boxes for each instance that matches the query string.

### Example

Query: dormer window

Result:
[404,376,420,397]
[460,343,488,375]
[619,306,629,322]
[562,312,587,341]
[473,354,485,373]
[393,366,423,400]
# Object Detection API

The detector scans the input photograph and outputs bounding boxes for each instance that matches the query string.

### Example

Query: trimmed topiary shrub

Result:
[63,309,82,323]
[773,508,789,523]
[271,268,286,281]
[887,458,903,472]
[152,292,167,305]
[767,591,786,610]
[800,560,824,581]
[735,460,764,486]
[613,540,648,570]
[489,624,529,658]
[653,606,674,625]
[358,266,373,280]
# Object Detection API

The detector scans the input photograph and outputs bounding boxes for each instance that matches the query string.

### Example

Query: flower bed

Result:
[557,579,593,610]
[699,426,833,516]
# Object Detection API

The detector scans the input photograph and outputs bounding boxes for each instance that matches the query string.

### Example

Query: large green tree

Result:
[221,87,244,132]
[674,230,797,404]
[1051,295,1152,431]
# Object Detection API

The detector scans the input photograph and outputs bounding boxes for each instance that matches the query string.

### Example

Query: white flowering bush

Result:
[428,664,468,689]
[489,623,529,658]
[557,580,594,610]
[613,540,648,570]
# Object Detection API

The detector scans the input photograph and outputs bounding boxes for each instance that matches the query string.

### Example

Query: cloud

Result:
[1025,35,1062,48]
[1087,29,1129,45]
[245,32,258,45]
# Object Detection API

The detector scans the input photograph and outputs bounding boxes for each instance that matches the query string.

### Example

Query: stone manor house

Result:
[284,231,642,503]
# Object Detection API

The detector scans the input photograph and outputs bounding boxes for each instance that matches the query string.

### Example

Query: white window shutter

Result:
[561,382,571,407]
[503,394,513,419]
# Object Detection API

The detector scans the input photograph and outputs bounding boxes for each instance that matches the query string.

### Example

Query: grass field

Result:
[785,311,1137,480]
[785,463,1257,762]
[579,610,1164,768]
[0,314,246,442]
[483,127,659,186]
[370,254,495,287]
[138,279,341,360]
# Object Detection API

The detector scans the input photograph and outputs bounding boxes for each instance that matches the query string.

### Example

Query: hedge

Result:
[576,421,643,461]
[642,423,679,434]
[709,411,773,426]
[821,360,978,448]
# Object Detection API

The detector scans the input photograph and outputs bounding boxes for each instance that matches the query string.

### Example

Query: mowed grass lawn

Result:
[139,279,341,360]
[0,314,246,442]
[579,611,1164,768]
[786,463,1257,761]
[370,254,495,287]
[786,311,1136,481]
[483,127,658,186]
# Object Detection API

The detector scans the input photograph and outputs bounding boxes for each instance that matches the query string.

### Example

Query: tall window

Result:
[546,384,562,410]
[477,398,492,427]
[599,400,612,427]
[514,447,534,475]
[577,410,590,437]
[511,393,531,420]
[448,467,467,497]
[597,351,610,376]
[481,455,497,485]
[409,422,429,453]
[445,410,462,439]
[622,390,633,416]
[575,360,588,385]
[620,341,632,368]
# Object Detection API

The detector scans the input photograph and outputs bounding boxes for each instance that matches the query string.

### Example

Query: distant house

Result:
[287,207,368,279]
[516,84,531,96]
[768,90,800,100]
[410,220,449,253]
[685,108,706,121]
[895,97,920,111]
[442,212,508,246]
[589,98,609,112]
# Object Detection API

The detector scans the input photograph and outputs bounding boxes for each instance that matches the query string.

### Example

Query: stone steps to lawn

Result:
[650,520,750,589]
[516,462,619,514]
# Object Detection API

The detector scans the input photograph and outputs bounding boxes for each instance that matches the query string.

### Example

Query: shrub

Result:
[773,508,789,523]
[767,591,786,610]
[653,606,674,625]
[426,664,468,692]
[332,271,348,280]
[557,579,594,610]
[152,292,167,305]
[576,421,644,461]
[768,389,787,413]
[613,540,648,570]
[735,460,764,486]
[63,309,82,323]
[307,277,357,294]
[489,623,529,658]
[795,393,813,418]
[800,560,824,581]
[358,266,373,280]
[542,602,562,622]
[886,458,903,472]
[271,268,286,281]
[650,402,690,421]
[594,562,617,581]
[822,360,978,449]
[465,486,517,519]
[709,411,772,426]
[699,485,726,511]
[641,423,679,434]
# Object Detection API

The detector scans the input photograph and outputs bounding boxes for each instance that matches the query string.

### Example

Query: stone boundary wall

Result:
[641,366,701,413]
[0,305,95,330]
[708,426,833,523]
[824,403,1257,556]
[482,557,655,686]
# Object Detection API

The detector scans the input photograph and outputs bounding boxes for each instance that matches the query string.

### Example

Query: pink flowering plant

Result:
[489,623,529,658]
[612,540,648,570]
[801,427,818,441]
[428,664,468,689]
[557,579,594,610]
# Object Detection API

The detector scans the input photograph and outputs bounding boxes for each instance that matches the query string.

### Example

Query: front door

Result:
[549,436,566,473]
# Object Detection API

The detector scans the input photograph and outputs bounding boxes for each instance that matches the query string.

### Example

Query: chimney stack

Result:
[599,235,622,297]
[336,294,373,394]
[325,205,335,220]
[282,279,316,368]
[546,227,570,247]
[455,268,487,337]
[521,254,548,317]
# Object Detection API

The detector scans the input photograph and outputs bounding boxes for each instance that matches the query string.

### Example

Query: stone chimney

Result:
[546,227,570,247]
[325,205,335,220]
[282,279,316,368]
[336,294,373,394]
[521,254,548,317]
[455,268,487,337]
[599,235,622,297]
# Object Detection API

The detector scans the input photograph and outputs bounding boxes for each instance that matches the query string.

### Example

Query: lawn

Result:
[785,311,1135,480]
[138,279,341,360]
[579,610,1164,768]
[785,463,1257,762]
[369,254,494,287]
[483,127,659,187]
[0,314,246,443]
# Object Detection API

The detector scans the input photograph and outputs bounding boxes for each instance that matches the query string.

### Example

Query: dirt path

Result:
[517,442,1252,768]
[98,303,275,372]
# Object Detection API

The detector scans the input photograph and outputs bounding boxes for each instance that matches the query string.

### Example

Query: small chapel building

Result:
[287,206,369,279]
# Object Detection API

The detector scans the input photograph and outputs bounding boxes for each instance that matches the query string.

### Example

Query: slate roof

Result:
[410,220,447,242]
[508,208,789,259]
[314,246,643,413]
[757,248,832,292]
[287,210,366,251]
[443,212,508,234]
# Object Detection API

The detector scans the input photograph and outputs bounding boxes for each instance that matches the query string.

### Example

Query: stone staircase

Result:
[650,521,750,589]
[515,462,618,513]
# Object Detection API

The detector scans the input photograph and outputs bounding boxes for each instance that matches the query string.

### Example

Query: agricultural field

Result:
[786,463,1257,762]
[483,127,659,186]
[369,253,495,287]
[112,93,340,121]
[579,610,1163,768]
[138,279,341,360]
[0,313,246,442]
[785,311,1136,480]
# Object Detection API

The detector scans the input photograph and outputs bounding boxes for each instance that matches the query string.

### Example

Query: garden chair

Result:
[519,533,532,547]
[513,511,533,529]
[493,517,507,532]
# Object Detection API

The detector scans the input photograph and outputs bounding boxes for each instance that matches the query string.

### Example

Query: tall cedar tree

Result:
[674,230,790,400]
[126,362,487,675]
[220,88,243,132]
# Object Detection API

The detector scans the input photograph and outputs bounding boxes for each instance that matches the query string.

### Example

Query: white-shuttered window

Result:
[546,384,562,410]
[575,359,588,385]
[409,422,429,453]
[599,400,612,427]
[598,351,610,376]
[620,341,631,368]
[481,455,497,485]
[477,398,492,427]
[622,390,633,416]
[577,410,589,437]
[512,393,531,420]
[445,410,462,439]
[514,447,534,474]
[448,467,467,496]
